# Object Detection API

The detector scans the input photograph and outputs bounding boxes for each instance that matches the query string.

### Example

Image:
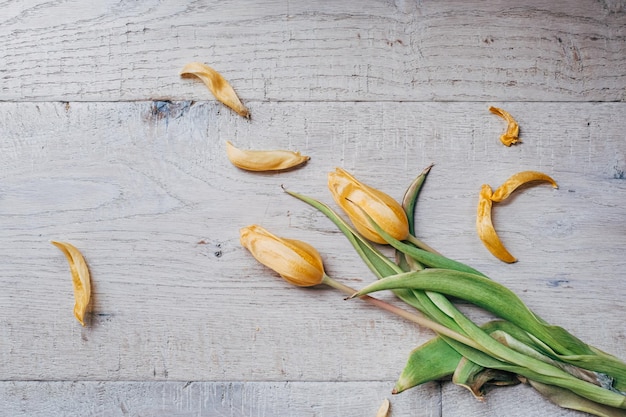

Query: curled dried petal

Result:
[226,141,310,172]
[489,106,520,146]
[51,241,91,325]
[491,171,558,203]
[376,398,391,417]
[476,185,517,263]
[180,62,249,118]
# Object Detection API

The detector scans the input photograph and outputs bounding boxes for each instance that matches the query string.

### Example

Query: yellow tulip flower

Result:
[240,225,325,287]
[327,168,409,244]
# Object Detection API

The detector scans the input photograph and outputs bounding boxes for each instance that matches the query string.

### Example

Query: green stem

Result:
[321,274,480,351]
[406,233,441,255]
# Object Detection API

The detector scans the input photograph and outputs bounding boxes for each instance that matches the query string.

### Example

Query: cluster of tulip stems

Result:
[240,165,626,417]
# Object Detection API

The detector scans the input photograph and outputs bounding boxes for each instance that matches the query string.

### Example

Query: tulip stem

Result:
[321,274,481,351]
[406,234,441,255]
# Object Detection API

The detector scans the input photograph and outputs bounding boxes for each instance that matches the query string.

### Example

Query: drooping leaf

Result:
[393,336,461,394]
[352,269,593,358]
[352,270,626,409]
[529,380,626,417]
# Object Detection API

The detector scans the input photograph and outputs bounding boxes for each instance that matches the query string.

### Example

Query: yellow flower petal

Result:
[180,62,249,118]
[225,141,310,172]
[477,171,559,263]
[51,241,91,325]
[489,106,520,147]
[476,185,517,263]
[490,171,558,203]
[376,398,391,417]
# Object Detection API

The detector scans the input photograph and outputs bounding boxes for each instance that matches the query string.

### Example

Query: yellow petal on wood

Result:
[489,106,520,146]
[476,185,517,263]
[180,62,249,118]
[376,398,391,417]
[490,171,558,203]
[51,241,91,326]
[226,141,310,172]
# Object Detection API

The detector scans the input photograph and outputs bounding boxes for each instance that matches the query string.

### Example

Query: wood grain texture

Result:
[0,101,625,416]
[2,0,626,415]
[0,0,625,102]
[0,381,440,417]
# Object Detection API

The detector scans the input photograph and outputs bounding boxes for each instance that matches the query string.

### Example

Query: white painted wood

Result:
[0,101,624,416]
[0,381,441,417]
[1,0,626,415]
[0,0,624,102]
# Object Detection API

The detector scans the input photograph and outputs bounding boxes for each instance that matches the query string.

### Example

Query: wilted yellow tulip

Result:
[240,225,325,287]
[327,168,409,244]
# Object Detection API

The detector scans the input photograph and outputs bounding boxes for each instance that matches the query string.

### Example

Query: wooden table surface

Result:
[1,1,625,416]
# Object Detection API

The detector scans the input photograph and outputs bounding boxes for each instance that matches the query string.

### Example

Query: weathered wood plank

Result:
[0,380,596,417]
[0,101,624,383]
[1,0,624,102]
[0,101,624,416]
[0,381,440,417]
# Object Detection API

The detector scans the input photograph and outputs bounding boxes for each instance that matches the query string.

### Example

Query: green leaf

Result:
[360,206,626,390]
[393,336,461,394]
[352,270,626,409]
[396,166,432,272]
[401,164,433,237]
[396,319,536,395]
[453,357,520,399]
[353,269,594,357]
[529,380,626,417]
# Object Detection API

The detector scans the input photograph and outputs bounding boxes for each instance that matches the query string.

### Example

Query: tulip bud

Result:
[327,168,409,244]
[240,225,325,287]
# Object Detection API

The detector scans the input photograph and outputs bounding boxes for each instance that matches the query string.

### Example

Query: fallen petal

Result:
[489,106,520,146]
[180,62,249,118]
[476,184,517,263]
[51,241,91,326]
[226,141,309,171]
[376,398,391,417]
[490,171,558,203]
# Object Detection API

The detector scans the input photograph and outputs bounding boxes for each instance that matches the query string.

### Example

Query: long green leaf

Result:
[352,269,595,357]
[397,319,542,395]
[529,380,626,417]
[443,336,626,409]
[353,270,626,408]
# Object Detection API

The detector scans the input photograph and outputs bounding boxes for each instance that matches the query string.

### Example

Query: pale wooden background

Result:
[1,1,625,416]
